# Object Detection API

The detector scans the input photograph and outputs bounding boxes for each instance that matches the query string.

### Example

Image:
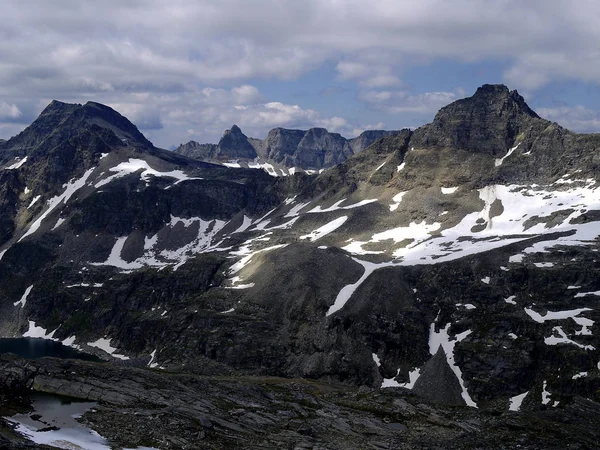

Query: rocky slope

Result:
[175,125,397,174]
[1,84,600,448]
[2,354,600,449]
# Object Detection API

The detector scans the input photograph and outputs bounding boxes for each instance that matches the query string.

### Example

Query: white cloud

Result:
[359,89,464,114]
[352,122,386,136]
[537,105,600,133]
[0,102,22,120]
[2,1,600,144]
[336,61,401,88]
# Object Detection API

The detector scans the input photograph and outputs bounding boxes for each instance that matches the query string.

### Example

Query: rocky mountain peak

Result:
[217,125,258,159]
[411,83,544,155]
[471,84,539,118]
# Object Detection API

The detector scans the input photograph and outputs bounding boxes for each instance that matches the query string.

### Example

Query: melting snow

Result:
[575,290,600,298]
[494,144,520,167]
[389,191,407,212]
[306,198,378,214]
[95,159,199,188]
[509,254,525,263]
[233,215,253,234]
[51,217,66,230]
[5,156,28,170]
[382,368,421,389]
[572,371,588,380]
[524,307,592,323]
[62,335,82,351]
[148,349,159,368]
[429,323,477,407]
[20,168,95,241]
[23,321,58,340]
[544,326,595,350]
[457,303,476,310]
[375,161,386,172]
[225,276,255,289]
[92,237,142,271]
[326,259,396,316]
[8,420,110,450]
[541,381,551,405]
[301,216,348,241]
[509,391,529,411]
[441,186,458,194]
[228,244,288,275]
[505,295,517,305]
[372,353,381,367]
[27,195,41,209]
[87,337,129,360]
[14,285,33,308]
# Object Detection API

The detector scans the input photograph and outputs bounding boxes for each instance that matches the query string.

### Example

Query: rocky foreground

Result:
[1,354,600,449]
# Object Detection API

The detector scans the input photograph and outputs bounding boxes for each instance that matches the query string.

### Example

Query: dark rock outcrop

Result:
[175,126,398,170]
[412,347,465,406]
[411,84,541,155]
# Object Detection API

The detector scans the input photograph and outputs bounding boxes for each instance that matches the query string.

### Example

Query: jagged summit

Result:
[411,83,545,155]
[175,125,397,170]
[218,124,258,159]
[467,84,539,119]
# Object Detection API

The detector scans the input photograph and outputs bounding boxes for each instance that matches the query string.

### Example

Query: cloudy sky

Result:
[2,0,600,148]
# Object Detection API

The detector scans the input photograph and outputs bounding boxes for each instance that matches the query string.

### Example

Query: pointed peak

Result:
[229,124,243,133]
[467,84,539,118]
[39,99,79,115]
[410,83,543,154]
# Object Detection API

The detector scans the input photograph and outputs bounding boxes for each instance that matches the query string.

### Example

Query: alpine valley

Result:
[1,84,600,449]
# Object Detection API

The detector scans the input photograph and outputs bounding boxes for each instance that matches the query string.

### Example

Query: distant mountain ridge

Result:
[174,125,398,172]
[3,85,600,448]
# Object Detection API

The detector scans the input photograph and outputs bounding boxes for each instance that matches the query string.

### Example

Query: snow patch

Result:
[95,159,199,188]
[20,168,95,241]
[441,186,458,194]
[541,381,551,405]
[389,191,407,212]
[5,156,28,170]
[14,285,33,308]
[300,216,348,241]
[233,215,253,234]
[494,143,520,167]
[27,195,41,209]
[87,337,129,360]
[429,323,477,407]
[544,326,595,350]
[509,391,528,411]
[372,353,381,367]
[23,321,58,340]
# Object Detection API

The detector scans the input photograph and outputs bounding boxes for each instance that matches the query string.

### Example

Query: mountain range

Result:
[1,84,600,449]
[174,125,398,174]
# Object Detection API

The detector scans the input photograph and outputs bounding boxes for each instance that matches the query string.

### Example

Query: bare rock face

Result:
[173,141,217,160]
[216,124,258,159]
[175,126,398,170]
[412,347,465,406]
[411,84,541,155]
[348,129,397,154]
